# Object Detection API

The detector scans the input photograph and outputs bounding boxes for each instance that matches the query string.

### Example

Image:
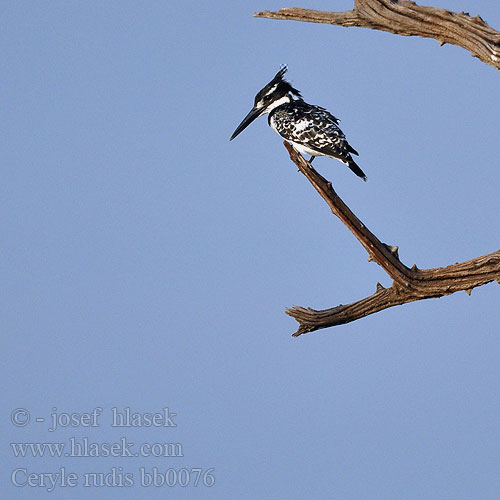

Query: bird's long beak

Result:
[229,107,263,141]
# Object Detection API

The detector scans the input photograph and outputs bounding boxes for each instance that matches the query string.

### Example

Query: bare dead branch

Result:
[252,2,500,334]
[283,142,500,337]
[254,0,500,70]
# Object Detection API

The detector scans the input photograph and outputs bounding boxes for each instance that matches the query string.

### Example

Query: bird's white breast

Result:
[289,141,322,157]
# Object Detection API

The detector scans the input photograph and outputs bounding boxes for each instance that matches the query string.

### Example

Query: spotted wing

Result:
[278,105,357,160]
[270,102,366,179]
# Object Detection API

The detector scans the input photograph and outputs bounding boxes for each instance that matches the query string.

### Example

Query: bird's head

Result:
[230,66,302,141]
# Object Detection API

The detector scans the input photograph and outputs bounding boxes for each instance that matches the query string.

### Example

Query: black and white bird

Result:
[230,66,366,181]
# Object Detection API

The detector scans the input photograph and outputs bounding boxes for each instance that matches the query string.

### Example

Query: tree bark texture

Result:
[283,143,500,337]
[253,1,500,336]
[254,0,500,71]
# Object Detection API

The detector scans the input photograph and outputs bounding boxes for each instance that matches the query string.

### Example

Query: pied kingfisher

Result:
[230,66,366,181]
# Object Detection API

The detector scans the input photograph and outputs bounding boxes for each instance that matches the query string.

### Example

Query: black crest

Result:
[254,66,302,106]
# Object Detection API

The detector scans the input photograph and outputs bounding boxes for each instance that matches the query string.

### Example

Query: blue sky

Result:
[2,1,500,499]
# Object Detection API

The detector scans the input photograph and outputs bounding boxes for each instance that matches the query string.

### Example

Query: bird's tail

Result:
[347,158,367,182]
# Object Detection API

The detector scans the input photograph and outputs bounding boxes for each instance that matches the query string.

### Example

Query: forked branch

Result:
[283,142,500,337]
[253,1,500,334]
[255,0,500,71]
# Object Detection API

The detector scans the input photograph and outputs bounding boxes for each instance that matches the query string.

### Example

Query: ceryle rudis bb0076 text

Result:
[230,66,367,181]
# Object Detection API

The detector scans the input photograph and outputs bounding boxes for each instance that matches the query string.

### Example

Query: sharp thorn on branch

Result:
[383,243,400,259]
[280,138,500,335]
